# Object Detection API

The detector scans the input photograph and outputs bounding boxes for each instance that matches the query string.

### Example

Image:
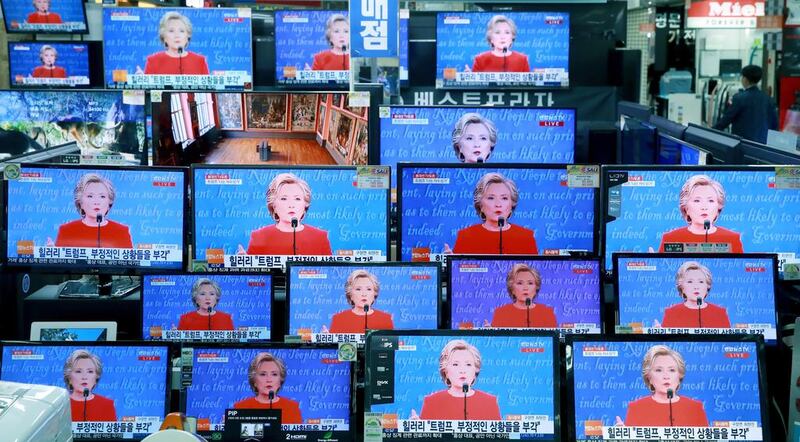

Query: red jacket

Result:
[453,224,538,255]
[144,51,210,75]
[472,51,530,73]
[661,302,731,328]
[659,226,743,253]
[27,12,62,24]
[247,224,332,256]
[491,303,557,328]
[177,311,235,331]
[329,309,394,333]
[32,66,67,78]
[311,50,350,71]
[70,394,117,422]
[55,219,133,249]
[420,389,501,420]
[625,395,709,427]
[233,396,302,423]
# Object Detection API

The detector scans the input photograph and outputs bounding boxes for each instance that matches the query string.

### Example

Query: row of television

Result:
[0,333,770,442]
[3,7,570,90]
[4,163,800,275]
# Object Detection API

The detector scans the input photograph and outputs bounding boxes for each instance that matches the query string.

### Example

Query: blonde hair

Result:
[438,340,482,386]
[39,45,57,62]
[505,263,541,301]
[678,175,726,223]
[63,349,103,392]
[675,261,712,299]
[485,15,518,47]
[73,173,116,217]
[158,12,193,47]
[324,14,349,47]
[641,345,686,392]
[472,172,519,221]
[191,278,222,308]
[344,269,380,307]
[451,113,498,162]
[266,173,312,221]
[247,352,287,394]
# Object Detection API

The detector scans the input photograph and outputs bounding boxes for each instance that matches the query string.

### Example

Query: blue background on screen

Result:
[0,90,143,124]
[274,10,347,83]
[1,344,168,419]
[9,43,89,80]
[185,347,351,427]
[572,340,763,439]
[288,265,439,334]
[142,274,271,338]
[399,166,595,260]
[192,167,388,260]
[449,259,600,328]
[603,169,800,269]
[2,0,86,28]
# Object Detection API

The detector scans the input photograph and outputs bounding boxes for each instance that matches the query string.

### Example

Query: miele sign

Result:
[687,0,765,28]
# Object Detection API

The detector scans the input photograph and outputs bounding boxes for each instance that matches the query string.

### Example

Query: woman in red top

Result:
[233,352,303,424]
[658,175,743,253]
[27,0,62,24]
[469,15,530,73]
[64,349,117,422]
[657,261,730,328]
[240,173,332,256]
[177,278,235,331]
[490,264,557,328]
[327,269,394,333]
[142,12,209,75]
[307,14,350,71]
[446,172,538,255]
[451,113,498,163]
[616,345,709,427]
[51,173,133,249]
[412,340,501,420]
[32,45,67,78]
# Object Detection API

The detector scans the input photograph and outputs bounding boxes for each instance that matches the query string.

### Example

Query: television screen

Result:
[31,321,116,341]
[619,116,657,164]
[0,90,147,165]
[184,345,353,440]
[192,165,389,271]
[142,274,272,342]
[287,263,440,344]
[152,91,369,166]
[657,134,708,165]
[365,330,560,441]
[275,10,349,87]
[436,12,569,89]
[569,336,767,442]
[103,7,252,90]
[5,165,187,272]
[601,166,800,272]
[683,124,741,164]
[8,42,89,87]
[400,15,409,83]
[448,256,601,333]
[380,106,576,188]
[615,253,778,342]
[1,0,88,33]
[398,164,597,262]
[0,343,169,440]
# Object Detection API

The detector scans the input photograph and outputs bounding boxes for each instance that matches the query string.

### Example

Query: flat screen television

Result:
[152,91,370,166]
[192,165,390,271]
[567,335,769,442]
[274,10,349,87]
[601,165,800,273]
[397,163,597,262]
[30,321,117,341]
[619,115,657,164]
[447,255,601,334]
[365,330,560,441]
[740,138,800,165]
[286,262,441,344]
[0,342,170,441]
[8,42,89,87]
[0,89,147,165]
[5,164,187,273]
[103,7,253,90]
[657,134,710,165]
[142,273,272,342]
[184,344,353,441]
[617,101,651,122]
[683,124,741,164]
[0,0,88,33]
[436,12,569,89]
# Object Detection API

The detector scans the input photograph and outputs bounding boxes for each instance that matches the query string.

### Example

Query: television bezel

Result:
[684,123,742,164]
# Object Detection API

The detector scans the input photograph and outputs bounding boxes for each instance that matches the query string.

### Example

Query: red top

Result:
[329,309,394,333]
[27,12,62,24]
[70,394,117,422]
[55,219,133,248]
[625,395,709,427]
[32,66,67,78]
[177,311,235,331]
[144,51,210,75]
[490,303,557,328]
[420,389,501,420]
[661,302,731,328]
[472,51,530,73]
[658,226,743,253]
[233,396,302,424]
[247,224,332,256]
[311,50,350,71]
[453,224,538,255]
